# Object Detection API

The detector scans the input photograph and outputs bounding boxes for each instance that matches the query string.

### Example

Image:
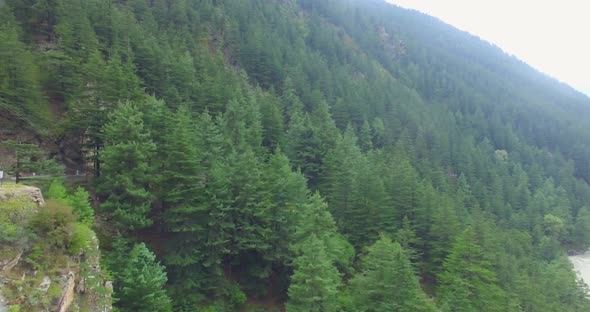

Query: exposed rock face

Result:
[57,272,76,312]
[0,185,45,207]
[0,252,22,273]
[0,185,112,311]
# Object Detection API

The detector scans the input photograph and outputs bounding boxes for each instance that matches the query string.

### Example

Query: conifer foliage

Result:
[350,236,436,312]
[2,0,590,311]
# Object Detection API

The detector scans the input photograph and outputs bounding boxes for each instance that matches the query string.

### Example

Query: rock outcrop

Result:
[0,252,22,273]
[0,184,112,311]
[0,185,45,207]
[57,272,76,312]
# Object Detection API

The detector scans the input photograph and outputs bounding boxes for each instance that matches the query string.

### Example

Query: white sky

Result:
[386,0,590,96]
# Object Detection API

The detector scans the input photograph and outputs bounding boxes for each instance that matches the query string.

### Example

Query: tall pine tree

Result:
[286,234,341,312]
[350,236,436,312]
[97,101,156,230]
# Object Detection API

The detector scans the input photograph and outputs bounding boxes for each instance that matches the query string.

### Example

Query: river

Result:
[569,252,590,285]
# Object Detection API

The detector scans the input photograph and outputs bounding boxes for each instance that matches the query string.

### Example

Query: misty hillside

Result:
[2,0,590,311]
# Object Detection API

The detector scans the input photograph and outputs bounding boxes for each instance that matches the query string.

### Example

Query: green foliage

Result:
[437,228,506,312]
[543,214,565,239]
[46,179,68,200]
[8,305,20,312]
[350,236,436,312]
[0,7,48,128]
[67,187,94,226]
[286,234,341,312]
[114,243,172,312]
[97,101,156,230]
[395,216,421,260]
[68,223,94,254]
[0,141,63,182]
[228,284,247,307]
[29,200,78,251]
[574,207,590,247]
[3,0,590,310]
[46,179,94,225]
[537,257,590,311]
[0,196,36,243]
[292,193,354,272]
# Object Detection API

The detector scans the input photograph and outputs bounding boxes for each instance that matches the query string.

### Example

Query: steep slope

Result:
[2,0,590,311]
[0,184,112,312]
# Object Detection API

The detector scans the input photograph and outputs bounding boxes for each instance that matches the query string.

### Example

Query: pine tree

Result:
[0,8,48,125]
[284,111,322,187]
[309,99,339,180]
[222,96,263,153]
[310,99,339,151]
[262,150,309,263]
[67,186,94,226]
[350,236,436,312]
[395,215,421,260]
[281,76,305,125]
[411,181,437,253]
[537,256,590,311]
[358,120,373,152]
[55,0,98,61]
[227,147,268,253]
[162,110,226,301]
[386,156,418,225]
[371,117,386,149]
[426,194,460,274]
[293,193,354,273]
[103,53,144,103]
[349,156,388,247]
[437,228,506,312]
[1,141,62,183]
[574,206,590,247]
[170,50,197,105]
[286,234,341,312]
[116,243,173,312]
[159,105,202,223]
[97,101,156,230]
[319,125,362,232]
[259,89,285,151]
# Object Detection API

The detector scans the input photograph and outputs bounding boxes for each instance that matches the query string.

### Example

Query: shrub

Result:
[0,198,36,244]
[46,179,68,200]
[8,305,20,312]
[68,223,94,255]
[29,200,76,250]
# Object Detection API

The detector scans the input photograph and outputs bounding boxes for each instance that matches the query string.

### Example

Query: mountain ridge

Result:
[385,0,590,99]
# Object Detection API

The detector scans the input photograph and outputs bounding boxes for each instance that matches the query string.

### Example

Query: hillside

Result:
[2,0,590,311]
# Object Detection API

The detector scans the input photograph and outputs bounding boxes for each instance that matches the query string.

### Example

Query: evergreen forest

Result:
[2,0,590,311]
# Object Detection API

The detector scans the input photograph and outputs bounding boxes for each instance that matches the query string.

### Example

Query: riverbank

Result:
[569,252,590,286]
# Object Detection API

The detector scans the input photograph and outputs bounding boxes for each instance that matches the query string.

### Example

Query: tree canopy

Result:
[2,0,590,311]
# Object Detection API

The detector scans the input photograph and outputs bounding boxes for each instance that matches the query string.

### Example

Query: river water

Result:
[569,252,590,285]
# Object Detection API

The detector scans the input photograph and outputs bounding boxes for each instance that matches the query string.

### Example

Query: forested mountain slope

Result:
[2,0,590,311]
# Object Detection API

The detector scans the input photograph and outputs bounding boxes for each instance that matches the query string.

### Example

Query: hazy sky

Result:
[386,0,590,96]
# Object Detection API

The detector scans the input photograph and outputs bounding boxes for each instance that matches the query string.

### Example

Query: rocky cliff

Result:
[0,184,112,312]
